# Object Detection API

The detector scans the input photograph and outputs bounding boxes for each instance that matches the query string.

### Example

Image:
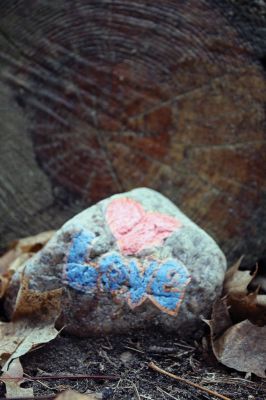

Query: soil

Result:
[1,329,265,400]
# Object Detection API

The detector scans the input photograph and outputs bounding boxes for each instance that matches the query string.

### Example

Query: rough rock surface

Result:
[6,188,227,337]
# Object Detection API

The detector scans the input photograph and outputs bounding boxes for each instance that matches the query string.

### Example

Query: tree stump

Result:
[0,0,265,263]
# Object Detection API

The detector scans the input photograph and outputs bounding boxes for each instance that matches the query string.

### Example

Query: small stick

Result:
[124,346,145,354]
[132,383,141,400]
[157,386,180,400]
[149,362,232,400]
[0,397,56,400]
[148,346,177,354]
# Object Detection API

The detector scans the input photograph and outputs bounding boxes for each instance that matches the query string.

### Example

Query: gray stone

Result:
[5,188,227,338]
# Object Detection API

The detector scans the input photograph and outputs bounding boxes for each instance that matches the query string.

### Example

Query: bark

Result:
[0,0,265,263]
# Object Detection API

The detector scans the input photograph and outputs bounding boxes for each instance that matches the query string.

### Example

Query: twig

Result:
[0,397,56,400]
[0,374,119,381]
[149,362,232,400]
[132,383,141,400]
[124,346,145,354]
[22,373,53,390]
[157,386,180,400]
[99,350,116,367]
[148,346,177,354]
[174,342,195,350]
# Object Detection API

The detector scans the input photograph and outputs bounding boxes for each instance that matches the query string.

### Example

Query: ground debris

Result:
[4,331,264,400]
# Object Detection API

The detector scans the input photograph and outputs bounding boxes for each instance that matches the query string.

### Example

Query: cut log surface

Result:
[0,0,265,263]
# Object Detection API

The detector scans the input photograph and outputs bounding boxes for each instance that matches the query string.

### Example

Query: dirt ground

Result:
[1,329,264,400]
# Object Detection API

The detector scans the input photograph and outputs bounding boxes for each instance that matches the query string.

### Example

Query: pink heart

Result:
[106,197,182,255]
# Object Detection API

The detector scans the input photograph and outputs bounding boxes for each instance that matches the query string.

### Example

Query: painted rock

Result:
[5,188,226,337]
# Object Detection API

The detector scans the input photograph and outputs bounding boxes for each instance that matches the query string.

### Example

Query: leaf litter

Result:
[0,358,34,398]
[207,256,266,378]
[0,231,55,300]
[0,231,60,398]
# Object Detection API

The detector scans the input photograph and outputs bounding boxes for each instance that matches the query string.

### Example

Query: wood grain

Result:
[0,0,265,263]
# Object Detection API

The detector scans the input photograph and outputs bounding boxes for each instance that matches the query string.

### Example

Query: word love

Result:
[64,230,190,315]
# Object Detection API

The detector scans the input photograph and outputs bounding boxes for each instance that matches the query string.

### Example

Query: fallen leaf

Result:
[0,249,17,275]
[227,288,266,326]
[8,253,35,275]
[12,231,55,254]
[55,389,100,400]
[207,257,266,377]
[0,231,55,299]
[223,256,256,296]
[0,318,60,372]
[0,275,9,299]
[207,298,266,378]
[0,358,33,398]
[223,257,266,325]
[0,231,55,273]
[12,273,62,321]
[0,273,62,372]
[0,230,62,395]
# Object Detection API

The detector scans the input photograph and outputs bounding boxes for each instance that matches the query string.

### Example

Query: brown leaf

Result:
[55,389,100,400]
[8,253,35,275]
[12,273,62,321]
[0,231,55,273]
[0,275,9,299]
[12,231,55,254]
[0,254,32,300]
[0,231,55,299]
[257,294,266,307]
[223,257,266,325]
[227,290,266,326]
[0,358,34,398]
[0,273,62,372]
[223,256,256,296]
[0,319,59,371]
[208,298,266,378]
[0,249,17,275]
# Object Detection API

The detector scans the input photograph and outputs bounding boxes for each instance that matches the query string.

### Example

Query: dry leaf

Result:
[0,230,61,394]
[207,298,266,378]
[0,230,55,299]
[9,253,35,275]
[223,257,266,325]
[0,274,62,372]
[249,264,266,292]
[0,249,17,275]
[207,257,266,377]
[0,231,55,273]
[0,318,59,372]
[12,273,62,321]
[11,231,55,254]
[55,389,100,400]
[0,358,33,398]
[223,256,257,296]
[0,275,9,299]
